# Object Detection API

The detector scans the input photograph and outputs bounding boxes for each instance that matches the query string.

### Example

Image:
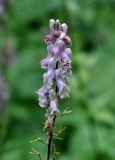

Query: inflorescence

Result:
[37,19,72,115]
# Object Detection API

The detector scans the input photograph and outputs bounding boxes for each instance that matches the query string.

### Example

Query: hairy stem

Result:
[46,113,56,160]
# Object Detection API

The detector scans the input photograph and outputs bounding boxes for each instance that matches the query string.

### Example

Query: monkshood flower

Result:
[55,68,70,99]
[37,19,72,115]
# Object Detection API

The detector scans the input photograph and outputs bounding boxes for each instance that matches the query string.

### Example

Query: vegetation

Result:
[0,0,115,160]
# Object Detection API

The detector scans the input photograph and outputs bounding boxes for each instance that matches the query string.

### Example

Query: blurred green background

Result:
[0,0,115,160]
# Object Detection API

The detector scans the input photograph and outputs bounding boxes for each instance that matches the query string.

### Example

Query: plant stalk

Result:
[46,62,58,160]
[46,113,56,160]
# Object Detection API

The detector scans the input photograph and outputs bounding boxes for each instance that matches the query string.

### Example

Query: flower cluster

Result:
[37,19,72,115]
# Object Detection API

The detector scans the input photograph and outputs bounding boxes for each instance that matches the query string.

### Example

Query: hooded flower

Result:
[38,19,72,114]
[37,86,49,107]
[49,89,58,114]
[45,19,55,44]
[41,44,53,69]
[62,63,72,80]
[55,68,70,98]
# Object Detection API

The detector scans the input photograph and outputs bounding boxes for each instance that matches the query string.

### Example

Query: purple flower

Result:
[45,19,55,44]
[62,63,72,80]
[43,69,55,88]
[38,19,72,114]
[43,57,56,87]
[61,50,71,64]
[37,86,49,107]
[41,44,53,69]
[55,68,70,99]
[54,20,61,38]
[63,36,72,46]
[61,23,68,34]
[49,89,58,114]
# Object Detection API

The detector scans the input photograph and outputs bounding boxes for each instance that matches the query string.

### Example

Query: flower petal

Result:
[61,23,68,34]
[49,89,58,114]
[55,68,70,99]
[37,86,49,107]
